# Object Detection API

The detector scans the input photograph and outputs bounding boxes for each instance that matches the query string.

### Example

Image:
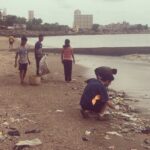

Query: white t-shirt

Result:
[17,46,28,64]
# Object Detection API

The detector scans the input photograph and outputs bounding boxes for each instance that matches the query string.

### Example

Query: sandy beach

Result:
[0,36,150,150]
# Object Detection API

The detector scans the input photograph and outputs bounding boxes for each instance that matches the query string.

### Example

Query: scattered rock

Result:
[7,129,20,136]
[25,129,41,134]
[142,127,150,134]
[82,136,88,141]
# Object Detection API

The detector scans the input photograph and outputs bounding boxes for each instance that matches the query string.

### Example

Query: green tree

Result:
[5,15,17,26]
[92,24,100,32]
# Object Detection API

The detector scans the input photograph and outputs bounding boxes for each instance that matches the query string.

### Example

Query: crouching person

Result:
[80,73,116,120]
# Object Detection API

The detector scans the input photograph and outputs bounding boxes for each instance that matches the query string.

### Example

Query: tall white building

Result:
[73,9,93,30]
[28,10,34,21]
[0,9,6,20]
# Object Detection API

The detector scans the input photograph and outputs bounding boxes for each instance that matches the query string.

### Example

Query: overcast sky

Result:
[0,0,150,26]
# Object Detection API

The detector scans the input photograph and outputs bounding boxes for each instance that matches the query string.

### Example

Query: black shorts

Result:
[19,63,28,71]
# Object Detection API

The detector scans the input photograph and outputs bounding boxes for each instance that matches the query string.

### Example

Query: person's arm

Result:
[14,52,18,67]
[61,48,64,63]
[106,100,116,110]
[27,52,30,65]
[71,48,75,63]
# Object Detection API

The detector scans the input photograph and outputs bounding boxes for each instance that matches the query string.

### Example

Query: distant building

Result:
[0,10,2,20]
[0,8,7,20]
[28,10,34,21]
[73,9,93,30]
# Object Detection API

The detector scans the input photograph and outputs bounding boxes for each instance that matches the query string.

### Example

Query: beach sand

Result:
[0,37,149,150]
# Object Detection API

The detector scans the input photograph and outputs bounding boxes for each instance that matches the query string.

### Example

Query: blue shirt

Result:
[35,41,43,57]
[80,78,108,108]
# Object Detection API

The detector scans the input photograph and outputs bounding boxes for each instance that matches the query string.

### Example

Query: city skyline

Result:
[0,0,150,26]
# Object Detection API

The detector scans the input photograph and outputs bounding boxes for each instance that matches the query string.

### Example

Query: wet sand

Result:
[0,37,150,150]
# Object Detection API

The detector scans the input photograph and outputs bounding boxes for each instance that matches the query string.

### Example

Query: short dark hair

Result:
[21,36,27,41]
[112,69,117,75]
[39,34,43,38]
[100,73,114,82]
[63,39,70,48]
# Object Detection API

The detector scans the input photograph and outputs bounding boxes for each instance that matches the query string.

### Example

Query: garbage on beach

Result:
[106,131,123,137]
[0,132,6,141]
[15,138,42,147]
[85,130,91,136]
[39,55,50,75]
[29,75,41,85]
[56,109,64,113]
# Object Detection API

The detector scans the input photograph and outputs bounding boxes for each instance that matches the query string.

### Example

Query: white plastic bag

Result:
[39,55,50,75]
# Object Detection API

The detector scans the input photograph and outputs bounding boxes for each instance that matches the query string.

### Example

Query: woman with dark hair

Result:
[61,39,75,82]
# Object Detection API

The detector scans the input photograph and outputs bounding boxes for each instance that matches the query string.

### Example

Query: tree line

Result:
[0,15,69,32]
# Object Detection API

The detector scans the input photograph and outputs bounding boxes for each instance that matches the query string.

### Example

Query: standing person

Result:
[35,34,44,76]
[95,66,117,80]
[15,36,30,85]
[9,36,15,49]
[61,39,75,82]
[80,72,117,120]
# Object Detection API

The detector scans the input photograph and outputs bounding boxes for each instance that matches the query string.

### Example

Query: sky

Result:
[0,0,150,27]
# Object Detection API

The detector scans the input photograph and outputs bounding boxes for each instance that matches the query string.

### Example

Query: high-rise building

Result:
[28,10,34,21]
[73,9,93,30]
[0,9,3,20]
[0,9,6,20]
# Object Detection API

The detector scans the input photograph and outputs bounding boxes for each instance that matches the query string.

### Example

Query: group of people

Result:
[14,35,75,84]
[14,34,118,121]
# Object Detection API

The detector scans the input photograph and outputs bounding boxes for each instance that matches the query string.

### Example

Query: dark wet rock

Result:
[142,127,150,134]
[7,129,20,136]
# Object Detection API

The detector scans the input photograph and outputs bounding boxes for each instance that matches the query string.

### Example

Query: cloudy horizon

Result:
[0,0,150,27]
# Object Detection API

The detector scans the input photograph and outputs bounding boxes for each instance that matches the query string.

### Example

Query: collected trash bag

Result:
[39,55,50,75]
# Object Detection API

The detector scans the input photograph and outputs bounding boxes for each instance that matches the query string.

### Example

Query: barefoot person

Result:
[80,72,117,120]
[15,36,30,84]
[61,39,75,82]
[35,34,44,76]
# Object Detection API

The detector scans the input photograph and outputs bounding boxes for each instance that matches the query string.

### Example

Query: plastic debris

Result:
[107,131,123,137]
[85,130,91,136]
[56,110,64,112]
[0,132,6,141]
[15,138,42,147]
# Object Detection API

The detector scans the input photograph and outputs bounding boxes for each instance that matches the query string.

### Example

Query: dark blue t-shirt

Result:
[80,78,108,109]
[35,41,43,57]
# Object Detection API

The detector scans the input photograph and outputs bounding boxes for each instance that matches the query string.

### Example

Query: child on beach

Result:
[61,39,75,82]
[15,36,30,84]
[80,72,118,120]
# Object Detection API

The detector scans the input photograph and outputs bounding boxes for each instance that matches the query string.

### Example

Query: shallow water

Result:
[28,34,150,48]
[76,54,150,114]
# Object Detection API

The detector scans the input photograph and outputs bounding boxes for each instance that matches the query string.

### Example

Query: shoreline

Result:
[8,47,150,56]
[0,29,150,37]
[0,37,149,150]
